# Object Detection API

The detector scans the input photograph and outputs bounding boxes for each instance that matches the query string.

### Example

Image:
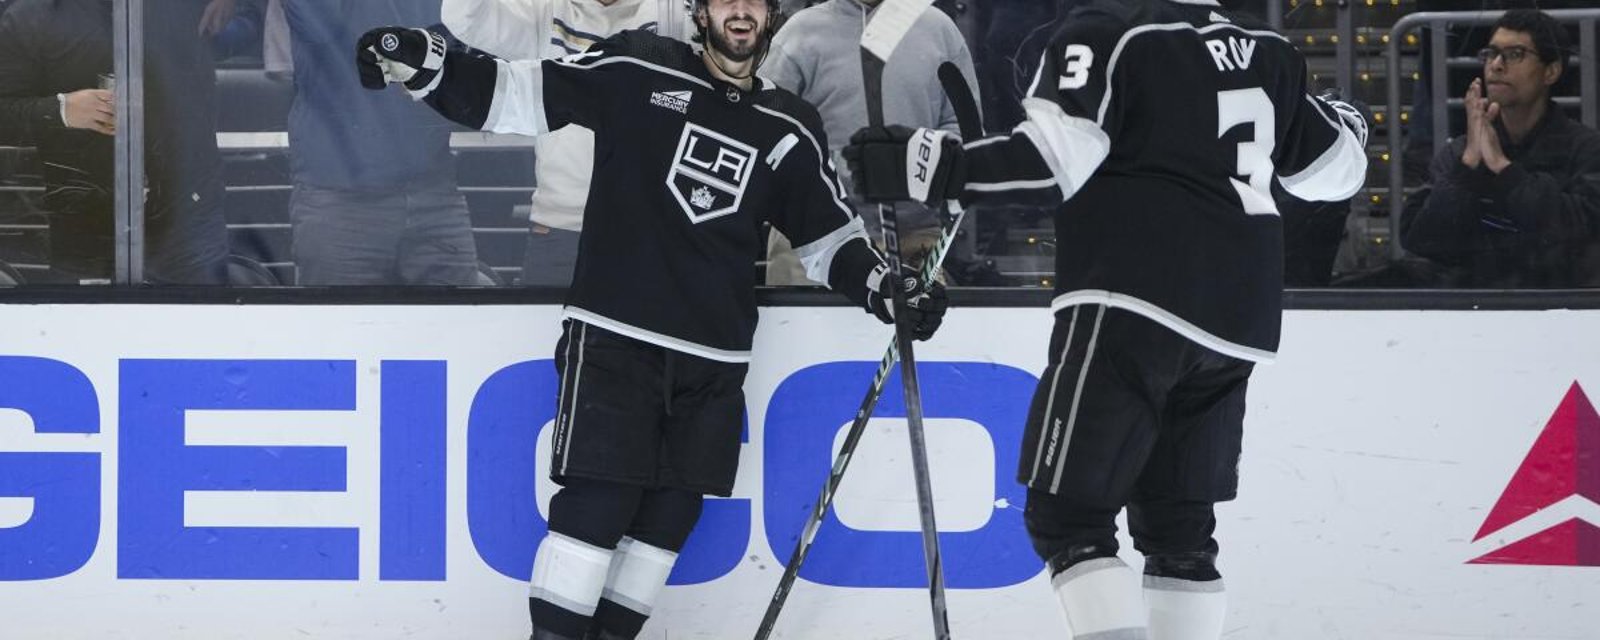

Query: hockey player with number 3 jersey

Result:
[845,0,1369,638]
[357,0,946,638]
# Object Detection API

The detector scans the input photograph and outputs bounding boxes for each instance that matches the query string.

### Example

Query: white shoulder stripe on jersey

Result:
[1096,22,1289,126]
[751,104,856,220]
[766,133,800,169]
[561,307,754,363]
[550,53,715,90]
[1050,289,1278,363]
[792,216,869,286]
[1017,97,1109,201]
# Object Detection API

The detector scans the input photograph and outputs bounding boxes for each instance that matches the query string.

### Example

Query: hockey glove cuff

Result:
[357,27,448,99]
[865,265,948,341]
[843,126,966,208]
[1317,88,1371,148]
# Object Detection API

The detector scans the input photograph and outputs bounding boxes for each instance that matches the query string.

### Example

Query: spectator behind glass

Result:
[280,0,479,285]
[0,0,232,285]
[1402,9,1600,288]
[760,0,981,286]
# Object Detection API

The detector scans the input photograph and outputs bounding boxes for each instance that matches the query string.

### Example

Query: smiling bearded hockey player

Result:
[844,0,1369,638]
[356,0,946,638]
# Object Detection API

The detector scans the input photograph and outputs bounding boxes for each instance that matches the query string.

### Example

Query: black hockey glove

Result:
[1317,88,1371,148]
[842,126,966,207]
[357,27,449,99]
[866,266,948,341]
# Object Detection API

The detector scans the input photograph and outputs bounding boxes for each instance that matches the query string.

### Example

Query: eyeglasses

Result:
[1477,45,1537,65]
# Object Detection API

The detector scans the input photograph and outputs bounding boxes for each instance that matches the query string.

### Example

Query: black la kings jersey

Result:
[424,30,882,362]
[959,0,1367,362]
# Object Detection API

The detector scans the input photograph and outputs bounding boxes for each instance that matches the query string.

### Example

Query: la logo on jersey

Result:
[667,123,755,224]
[1469,382,1600,567]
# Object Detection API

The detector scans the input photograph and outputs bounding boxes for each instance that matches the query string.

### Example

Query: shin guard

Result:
[591,536,678,639]
[528,532,614,639]
[1053,557,1147,639]
[1144,575,1225,640]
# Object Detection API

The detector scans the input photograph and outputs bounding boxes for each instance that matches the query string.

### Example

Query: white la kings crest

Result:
[666,123,756,224]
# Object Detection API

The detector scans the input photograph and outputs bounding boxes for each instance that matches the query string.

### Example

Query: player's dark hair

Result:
[1494,9,1568,67]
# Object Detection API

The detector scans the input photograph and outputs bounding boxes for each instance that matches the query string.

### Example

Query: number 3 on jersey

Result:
[1058,45,1093,90]
[1217,88,1277,215]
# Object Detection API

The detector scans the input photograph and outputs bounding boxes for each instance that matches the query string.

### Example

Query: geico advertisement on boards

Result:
[0,305,1596,639]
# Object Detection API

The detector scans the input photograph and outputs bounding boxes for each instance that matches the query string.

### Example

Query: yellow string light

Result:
[1382,34,1391,44]
[1306,35,1316,45]
[1371,194,1383,204]
[1381,153,1391,162]
[1360,73,1371,82]
[1374,111,1385,123]
[1405,33,1418,46]
[1357,35,1368,45]
[1330,35,1339,44]
[1400,111,1410,122]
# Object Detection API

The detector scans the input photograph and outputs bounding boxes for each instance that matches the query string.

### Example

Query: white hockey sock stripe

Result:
[600,536,679,616]
[1052,557,1148,640]
[1144,575,1226,640]
[529,532,613,617]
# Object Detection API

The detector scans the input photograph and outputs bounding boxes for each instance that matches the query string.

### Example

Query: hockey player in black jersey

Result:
[356,0,944,639]
[846,0,1368,638]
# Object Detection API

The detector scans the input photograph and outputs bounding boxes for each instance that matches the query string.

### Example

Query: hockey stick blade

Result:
[860,0,935,63]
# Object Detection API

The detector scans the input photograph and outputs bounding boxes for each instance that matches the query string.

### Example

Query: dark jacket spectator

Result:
[1402,10,1600,287]
[0,0,230,284]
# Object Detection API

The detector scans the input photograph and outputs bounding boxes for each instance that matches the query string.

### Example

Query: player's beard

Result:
[707,16,763,63]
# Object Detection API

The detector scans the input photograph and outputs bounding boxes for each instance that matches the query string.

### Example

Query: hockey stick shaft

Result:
[753,13,974,637]
[752,203,969,640]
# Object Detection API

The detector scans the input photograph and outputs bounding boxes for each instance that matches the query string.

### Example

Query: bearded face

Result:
[698,0,769,63]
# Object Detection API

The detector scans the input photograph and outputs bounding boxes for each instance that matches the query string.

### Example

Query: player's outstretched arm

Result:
[358,26,616,138]
[357,26,509,130]
[767,102,947,342]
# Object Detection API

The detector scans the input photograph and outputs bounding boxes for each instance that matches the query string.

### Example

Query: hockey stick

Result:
[863,3,950,636]
[753,12,979,640]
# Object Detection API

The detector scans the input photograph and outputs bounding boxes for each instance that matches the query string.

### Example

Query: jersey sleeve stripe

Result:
[1019,97,1111,201]
[1279,126,1366,202]
[967,178,1060,192]
[792,217,869,286]
[484,59,549,136]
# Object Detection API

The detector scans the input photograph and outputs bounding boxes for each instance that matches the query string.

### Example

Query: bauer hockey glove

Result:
[1318,88,1372,148]
[356,27,448,99]
[866,266,948,341]
[842,126,966,208]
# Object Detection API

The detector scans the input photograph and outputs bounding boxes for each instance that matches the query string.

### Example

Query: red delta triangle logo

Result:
[1468,381,1600,566]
